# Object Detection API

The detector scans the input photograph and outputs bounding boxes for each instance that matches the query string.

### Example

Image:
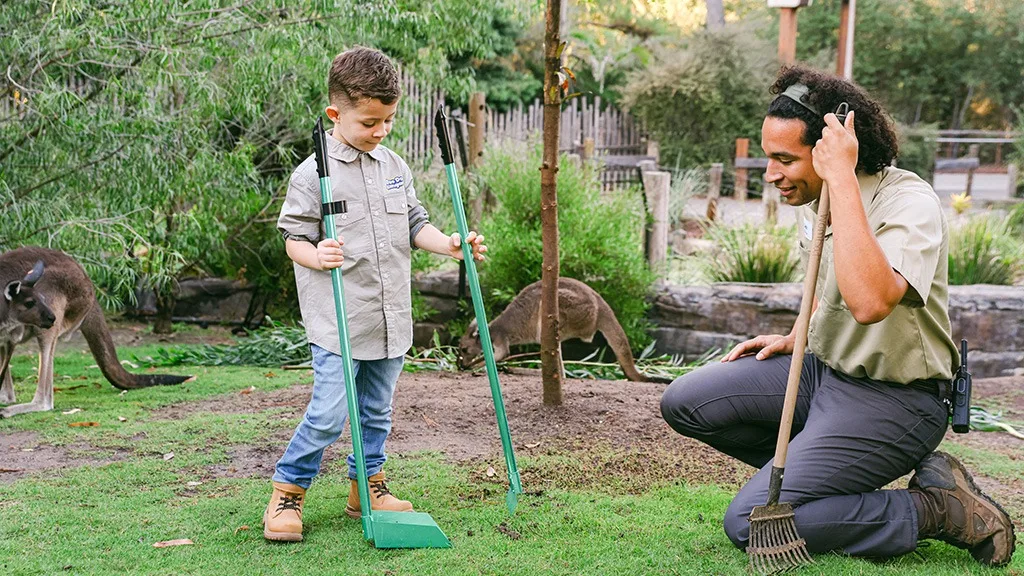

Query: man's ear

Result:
[4,281,21,302]
[325,104,341,123]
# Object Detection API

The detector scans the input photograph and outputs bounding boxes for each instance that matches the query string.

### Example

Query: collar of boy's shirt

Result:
[326,129,390,164]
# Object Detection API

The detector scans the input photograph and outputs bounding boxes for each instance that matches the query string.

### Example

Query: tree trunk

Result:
[705,0,725,30]
[153,292,175,334]
[540,0,563,405]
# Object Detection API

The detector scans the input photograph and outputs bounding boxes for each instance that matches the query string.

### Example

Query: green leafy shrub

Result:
[704,223,801,283]
[948,215,1023,285]
[476,140,656,349]
[620,24,775,170]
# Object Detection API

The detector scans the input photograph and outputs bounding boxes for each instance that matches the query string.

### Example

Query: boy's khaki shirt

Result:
[278,136,429,360]
[799,167,959,384]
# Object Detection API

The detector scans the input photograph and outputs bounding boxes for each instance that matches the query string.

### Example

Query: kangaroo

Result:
[0,247,192,418]
[458,277,669,383]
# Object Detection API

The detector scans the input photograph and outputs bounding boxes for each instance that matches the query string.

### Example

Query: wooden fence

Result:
[392,72,650,189]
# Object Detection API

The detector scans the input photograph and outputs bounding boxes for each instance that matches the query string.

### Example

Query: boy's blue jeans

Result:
[273,344,404,489]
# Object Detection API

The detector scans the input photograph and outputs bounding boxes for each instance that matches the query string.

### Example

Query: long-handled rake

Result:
[313,119,450,548]
[434,106,523,514]
[747,104,849,574]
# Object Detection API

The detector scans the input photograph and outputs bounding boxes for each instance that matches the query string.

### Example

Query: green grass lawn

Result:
[1,345,1020,575]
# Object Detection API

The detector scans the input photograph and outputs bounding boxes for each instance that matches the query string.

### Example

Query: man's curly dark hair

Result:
[767,65,899,175]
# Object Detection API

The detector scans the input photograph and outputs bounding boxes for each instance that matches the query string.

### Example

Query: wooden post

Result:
[778,7,798,65]
[468,92,486,169]
[735,138,750,202]
[646,139,660,163]
[965,144,979,196]
[763,176,780,226]
[641,170,671,274]
[707,163,723,222]
[467,92,487,224]
[836,0,856,79]
[582,137,595,162]
[1007,164,1019,198]
[837,0,850,76]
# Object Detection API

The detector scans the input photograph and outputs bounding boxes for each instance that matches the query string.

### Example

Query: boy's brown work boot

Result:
[345,471,414,518]
[909,451,1016,566]
[263,481,306,542]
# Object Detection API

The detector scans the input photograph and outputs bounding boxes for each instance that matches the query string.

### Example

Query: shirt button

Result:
[367,178,374,184]
[373,210,380,216]
[378,241,385,248]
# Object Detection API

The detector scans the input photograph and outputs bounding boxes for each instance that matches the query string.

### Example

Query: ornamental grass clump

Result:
[704,223,801,284]
[948,215,1023,286]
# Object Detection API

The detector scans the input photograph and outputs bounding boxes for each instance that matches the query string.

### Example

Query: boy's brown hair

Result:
[328,47,401,109]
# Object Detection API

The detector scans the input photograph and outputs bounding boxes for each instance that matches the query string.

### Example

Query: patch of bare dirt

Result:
[0,431,129,481]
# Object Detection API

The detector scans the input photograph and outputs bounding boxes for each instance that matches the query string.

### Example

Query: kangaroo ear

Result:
[4,281,21,302]
[22,260,44,287]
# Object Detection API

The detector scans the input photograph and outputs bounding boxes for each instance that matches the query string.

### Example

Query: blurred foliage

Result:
[793,0,1024,130]
[895,123,940,184]
[704,223,801,283]
[948,215,1023,286]
[620,23,775,169]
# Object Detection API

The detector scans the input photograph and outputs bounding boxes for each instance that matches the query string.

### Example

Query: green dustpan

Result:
[313,119,450,549]
[434,107,523,514]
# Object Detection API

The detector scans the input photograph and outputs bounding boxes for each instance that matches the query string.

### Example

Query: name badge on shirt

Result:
[803,218,813,241]
[386,176,404,191]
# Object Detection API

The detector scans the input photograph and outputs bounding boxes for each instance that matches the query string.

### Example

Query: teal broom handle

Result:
[313,118,374,540]
[434,108,521,492]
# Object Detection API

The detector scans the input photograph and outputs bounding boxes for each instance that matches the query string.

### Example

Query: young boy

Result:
[264,46,486,542]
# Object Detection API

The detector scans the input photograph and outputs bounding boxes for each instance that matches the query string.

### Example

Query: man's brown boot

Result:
[263,481,306,542]
[909,451,1016,566]
[345,471,414,518]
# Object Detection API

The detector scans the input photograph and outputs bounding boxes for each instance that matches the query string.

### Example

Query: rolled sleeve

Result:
[873,191,943,306]
[401,160,431,245]
[278,160,322,244]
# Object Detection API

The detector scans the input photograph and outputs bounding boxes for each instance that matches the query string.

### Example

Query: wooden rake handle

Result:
[773,182,830,470]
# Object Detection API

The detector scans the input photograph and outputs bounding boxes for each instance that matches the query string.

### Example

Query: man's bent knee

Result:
[660,374,705,437]
[723,494,755,549]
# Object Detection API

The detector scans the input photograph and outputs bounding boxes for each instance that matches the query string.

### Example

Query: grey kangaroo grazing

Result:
[458,277,669,383]
[0,247,192,418]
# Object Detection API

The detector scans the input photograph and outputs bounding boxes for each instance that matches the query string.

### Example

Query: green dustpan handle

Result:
[313,118,375,541]
[433,107,523,505]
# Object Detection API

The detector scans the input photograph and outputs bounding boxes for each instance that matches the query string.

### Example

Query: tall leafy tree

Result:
[1,1,524,331]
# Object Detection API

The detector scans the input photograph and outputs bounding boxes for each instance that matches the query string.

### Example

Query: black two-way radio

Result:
[951,339,972,434]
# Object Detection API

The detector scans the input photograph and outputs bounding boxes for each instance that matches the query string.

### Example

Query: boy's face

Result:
[761,116,823,207]
[326,97,398,152]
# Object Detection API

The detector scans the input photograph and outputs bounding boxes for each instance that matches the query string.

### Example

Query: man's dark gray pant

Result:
[660,353,948,558]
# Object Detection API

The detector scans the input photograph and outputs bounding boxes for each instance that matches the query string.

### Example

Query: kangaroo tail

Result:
[81,302,191,390]
[594,297,653,383]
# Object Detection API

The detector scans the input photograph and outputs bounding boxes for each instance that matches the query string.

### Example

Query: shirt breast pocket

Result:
[330,199,371,257]
[384,192,410,248]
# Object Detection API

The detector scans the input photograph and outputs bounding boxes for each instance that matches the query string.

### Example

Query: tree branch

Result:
[3,142,129,211]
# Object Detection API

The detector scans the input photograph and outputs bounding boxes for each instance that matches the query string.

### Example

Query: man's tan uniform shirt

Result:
[278,136,429,360]
[799,167,959,384]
